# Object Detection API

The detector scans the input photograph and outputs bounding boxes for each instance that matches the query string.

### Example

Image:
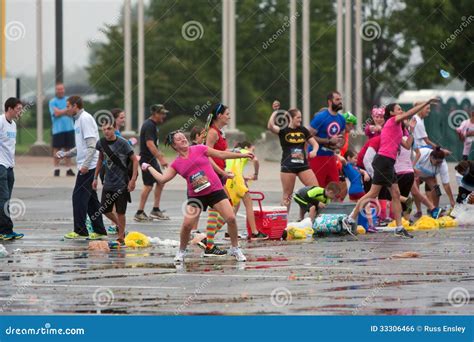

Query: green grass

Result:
[16,128,52,154]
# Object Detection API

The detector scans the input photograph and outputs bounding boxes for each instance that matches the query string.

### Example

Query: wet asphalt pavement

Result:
[0,187,472,315]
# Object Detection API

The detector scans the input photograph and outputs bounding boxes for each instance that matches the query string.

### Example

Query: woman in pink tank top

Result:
[141,131,253,263]
[343,98,439,238]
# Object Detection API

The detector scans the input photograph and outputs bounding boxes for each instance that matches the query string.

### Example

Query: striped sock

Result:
[206,210,219,249]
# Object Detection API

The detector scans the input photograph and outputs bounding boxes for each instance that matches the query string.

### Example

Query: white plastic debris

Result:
[0,244,9,258]
[148,237,179,247]
[450,204,474,225]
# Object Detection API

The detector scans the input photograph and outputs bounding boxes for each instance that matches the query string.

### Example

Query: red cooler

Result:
[246,191,288,239]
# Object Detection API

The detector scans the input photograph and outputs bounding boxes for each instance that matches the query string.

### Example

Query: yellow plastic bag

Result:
[225,158,248,206]
[125,231,150,248]
[413,215,439,230]
[387,217,411,229]
[436,216,457,228]
[287,227,313,240]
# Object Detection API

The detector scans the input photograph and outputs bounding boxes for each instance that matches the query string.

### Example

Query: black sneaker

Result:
[66,169,76,176]
[251,232,269,240]
[224,232,242,240]
[394,228,414,239]
[54,169,60,177]
[341,217,356,236]
[203,245,227,257]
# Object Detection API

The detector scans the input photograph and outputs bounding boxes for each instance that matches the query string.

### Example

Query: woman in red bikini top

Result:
[206,103,230,180]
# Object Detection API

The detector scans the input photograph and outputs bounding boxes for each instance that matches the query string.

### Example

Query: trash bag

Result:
[387,218,411,229]
[225,158,248,206]
[313,214,346,235]
[88,241,110,252]
[124,231,150,248]
[286,226,314,240]
[148,236,179,247]
[436,216,457,228]
[0,244,8,258]
[413,215,439,230]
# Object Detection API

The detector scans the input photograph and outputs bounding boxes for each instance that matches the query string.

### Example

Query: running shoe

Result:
[174,250,187,263]
[203,245,227,257]
[0,232,24,240]
[197,238,207,250]
[107,225,118,234]
[134,212,152,222]
[64,231,89,240]
[429,207,442,219]
[341,217,356,236]
[109,239,127,249]
[394,227,414,239]
[251,232,269,240]
[412,211,422,221]
[66,169,76,177]
[149,209,170,220]
[54,169,60,177]
[228,247,247,262]
[87,232,107,240]
[85,217,94,233]
[378,218,393,227]
[224,232,243,240]
[366,226,378,233]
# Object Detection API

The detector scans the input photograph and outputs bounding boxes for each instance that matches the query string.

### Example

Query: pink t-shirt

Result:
[171,145,223,197]
[394,137,414,174]
[378,117,407,160]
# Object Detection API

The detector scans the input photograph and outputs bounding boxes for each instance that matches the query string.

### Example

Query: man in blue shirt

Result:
[309,91,346,189]
[49,83,75,177]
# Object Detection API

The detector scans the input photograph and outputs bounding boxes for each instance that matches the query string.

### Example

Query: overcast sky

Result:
[5,0,124,77]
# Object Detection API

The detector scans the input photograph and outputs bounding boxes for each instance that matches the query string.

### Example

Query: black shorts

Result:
[100,189,129,214]
[187,189,228,212]
[281,165,310,174]
[372,155,396,187]
[397,172,414,211]
[364,176,392,200]
[52,131,75,149]
[140,159,162,186]
[294,194,317,213]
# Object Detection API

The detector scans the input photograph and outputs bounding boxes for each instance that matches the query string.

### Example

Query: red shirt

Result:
[357,135,381,169]
[209,125,227,170]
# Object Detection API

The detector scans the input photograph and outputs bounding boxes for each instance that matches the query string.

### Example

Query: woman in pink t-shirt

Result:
[343,98,438,238]
[141,131,254,263]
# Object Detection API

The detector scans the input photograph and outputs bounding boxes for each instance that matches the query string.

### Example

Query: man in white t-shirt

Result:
[57,96,107,240]
[413,101,438,150]
[414,147,456,209]
[0,98,24,240]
